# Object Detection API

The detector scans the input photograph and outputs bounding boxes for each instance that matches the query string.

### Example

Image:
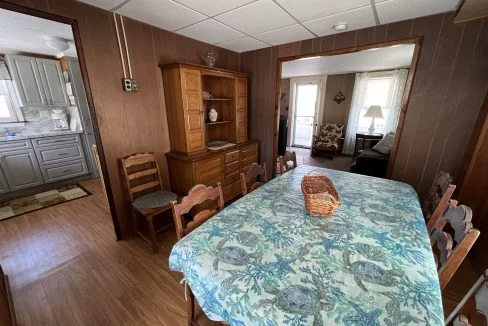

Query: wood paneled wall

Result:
[458,91,488,272]
[241,13,488,199]
[2,0,240,237]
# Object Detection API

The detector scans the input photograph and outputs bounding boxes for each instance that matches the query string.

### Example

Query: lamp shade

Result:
[364,105,384,119]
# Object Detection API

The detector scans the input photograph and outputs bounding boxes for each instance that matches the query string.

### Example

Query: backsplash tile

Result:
[5,106,83,136]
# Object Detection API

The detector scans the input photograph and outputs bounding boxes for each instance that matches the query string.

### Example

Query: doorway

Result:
[275,38,422,177]
[0,3,119,238]
[292,82,318,147]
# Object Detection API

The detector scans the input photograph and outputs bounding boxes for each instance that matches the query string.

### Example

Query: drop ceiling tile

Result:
[177,19,245,44]
[174,0,256,16]
[215,0,296,35]
[217,36,269,52]
[375,0,461,24]
[116,0,206,31]
[254,24,314,46]
[303,6,375,37]
[77,0,125,10]
[275,0,371,22]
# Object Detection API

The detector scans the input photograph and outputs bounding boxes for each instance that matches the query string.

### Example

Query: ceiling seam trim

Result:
[270,0,318,37]
[111,0,132,11]
[370,0,381,25]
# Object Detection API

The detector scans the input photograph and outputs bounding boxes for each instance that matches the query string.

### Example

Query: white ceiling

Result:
[0,9,76,57]
[281,44,415,78]
[78,0,462,53]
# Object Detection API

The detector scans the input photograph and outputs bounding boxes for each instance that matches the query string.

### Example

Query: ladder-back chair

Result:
[430,204,480,290]
[240,163,267,196]
[423,171,456,232]
[120,153,176,252]
[279,151,297,174]
[171,183,224,325]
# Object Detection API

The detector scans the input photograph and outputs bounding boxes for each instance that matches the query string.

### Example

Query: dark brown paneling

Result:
[241,13,488,202]
[2,0,240,238]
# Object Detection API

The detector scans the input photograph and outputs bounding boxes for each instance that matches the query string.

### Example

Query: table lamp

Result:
[364,105,384,134]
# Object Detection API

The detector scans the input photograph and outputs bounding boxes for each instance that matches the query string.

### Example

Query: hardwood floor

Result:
[0,179,189,325]
[0,178,481,325]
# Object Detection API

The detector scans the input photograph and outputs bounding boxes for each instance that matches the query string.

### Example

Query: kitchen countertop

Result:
[0,130,84,142]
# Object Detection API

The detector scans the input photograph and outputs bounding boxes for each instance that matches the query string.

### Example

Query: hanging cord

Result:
[113,12,127,79]
[120,15,133,79]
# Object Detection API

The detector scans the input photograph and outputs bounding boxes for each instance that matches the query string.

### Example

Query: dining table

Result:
[169,165,444,325]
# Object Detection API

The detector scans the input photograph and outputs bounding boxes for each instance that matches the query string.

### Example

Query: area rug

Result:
[0,184,91,221]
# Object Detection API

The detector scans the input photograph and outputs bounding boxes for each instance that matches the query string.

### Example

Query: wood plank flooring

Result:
[0,178,480,325]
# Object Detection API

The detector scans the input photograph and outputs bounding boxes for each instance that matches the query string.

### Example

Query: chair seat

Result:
[132,190,177,209]
[315,141,338,150]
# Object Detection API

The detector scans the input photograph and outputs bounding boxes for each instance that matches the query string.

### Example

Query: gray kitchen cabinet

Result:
[36,58,70,107]
[6,55,46,107]
[0,168,10,194]
[33,134,89,183]
[66,57,98,176]
[6,54,68,108]
[0,149,44,191]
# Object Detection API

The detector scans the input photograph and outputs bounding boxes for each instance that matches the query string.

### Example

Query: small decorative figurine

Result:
[209,107,218,122]
[202,52,218,67]
[334,91,345,104]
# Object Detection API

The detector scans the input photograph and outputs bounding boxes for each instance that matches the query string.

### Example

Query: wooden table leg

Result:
[145,215,159,253]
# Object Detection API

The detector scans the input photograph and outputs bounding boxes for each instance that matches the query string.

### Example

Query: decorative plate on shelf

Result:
[207,141,228,147]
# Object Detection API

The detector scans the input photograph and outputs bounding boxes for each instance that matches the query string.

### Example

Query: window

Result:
[357,76,393,133]
[0,80,23,124]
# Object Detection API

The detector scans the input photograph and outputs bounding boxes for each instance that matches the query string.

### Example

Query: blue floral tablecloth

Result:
[169,166,443,325]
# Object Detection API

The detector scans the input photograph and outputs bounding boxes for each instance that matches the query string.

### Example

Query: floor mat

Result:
[0,184,91,221]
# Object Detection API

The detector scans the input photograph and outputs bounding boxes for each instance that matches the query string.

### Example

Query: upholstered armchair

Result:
[311,123,345,159]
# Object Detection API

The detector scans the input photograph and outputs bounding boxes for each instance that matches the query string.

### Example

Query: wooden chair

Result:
[120,153,176,253]
[423,171,456,232]
[430,203,480,290]
[240,163,267,195]
[0,265,16,326]
[445,269,488,325]
[279,151,297,174]
[171,183,224,325]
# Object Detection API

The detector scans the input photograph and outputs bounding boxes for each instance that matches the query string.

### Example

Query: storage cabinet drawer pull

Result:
[63,169,72,173]
[58,153,70,156]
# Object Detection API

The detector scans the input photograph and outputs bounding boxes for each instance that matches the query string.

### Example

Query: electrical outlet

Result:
[130,79,138,92]
[40,110,50,118]
[122,78,132,92]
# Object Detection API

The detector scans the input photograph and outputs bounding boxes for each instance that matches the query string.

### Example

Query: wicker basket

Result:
[301,170,341,217]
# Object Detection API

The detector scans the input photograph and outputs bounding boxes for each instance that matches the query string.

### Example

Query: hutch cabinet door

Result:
[6,54,46,107]
[36,58,70,107]
[236,77,248,143]
[181,68,205,152]
[0,150,44,191]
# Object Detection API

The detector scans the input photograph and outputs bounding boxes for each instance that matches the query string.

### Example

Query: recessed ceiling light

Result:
[333,22,348,31]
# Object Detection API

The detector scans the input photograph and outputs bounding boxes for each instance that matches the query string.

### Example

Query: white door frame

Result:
[287,75,327,147]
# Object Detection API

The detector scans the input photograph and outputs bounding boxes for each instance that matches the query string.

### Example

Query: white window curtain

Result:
[342,69,408,155]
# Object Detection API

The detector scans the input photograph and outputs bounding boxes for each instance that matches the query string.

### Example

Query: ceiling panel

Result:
[375,0,461,24]
[116,0,206,31]
[77,0,125,10]
[254,24,313,46]
[303,6,375,37]
[217,36,269,52]
[173,0,256,16]
[215,0,296,35]
[276,0,371,22]
[177,19,245,44]
[282,44,415,78]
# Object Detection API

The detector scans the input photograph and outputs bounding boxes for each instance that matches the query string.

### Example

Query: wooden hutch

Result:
[161,62,258,202]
